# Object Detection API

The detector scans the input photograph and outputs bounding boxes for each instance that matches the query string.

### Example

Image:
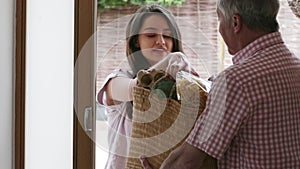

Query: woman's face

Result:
[137,14,174,66]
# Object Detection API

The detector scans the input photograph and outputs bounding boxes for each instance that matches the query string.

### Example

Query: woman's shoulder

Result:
[110,68,134,78]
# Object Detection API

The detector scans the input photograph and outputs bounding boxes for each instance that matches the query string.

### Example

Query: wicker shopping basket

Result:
[288,0,300,19]
[125,70,217,169]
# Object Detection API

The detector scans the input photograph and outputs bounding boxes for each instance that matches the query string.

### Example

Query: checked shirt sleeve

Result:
[186,70,250,159]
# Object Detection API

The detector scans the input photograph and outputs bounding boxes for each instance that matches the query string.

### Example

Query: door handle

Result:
[84,106,92,132]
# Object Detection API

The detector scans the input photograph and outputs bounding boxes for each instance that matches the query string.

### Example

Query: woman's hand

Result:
[150,52,198,78]
[165,52,198,78]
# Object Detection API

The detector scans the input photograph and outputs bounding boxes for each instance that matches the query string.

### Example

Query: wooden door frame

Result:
[15,0,26,168]
[14,0,97,168]
[73,0,97,169]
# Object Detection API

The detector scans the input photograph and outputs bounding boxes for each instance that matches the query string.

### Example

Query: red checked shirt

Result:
[186,32,300,169]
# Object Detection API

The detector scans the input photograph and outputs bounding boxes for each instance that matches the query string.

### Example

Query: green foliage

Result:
[98,0,186,9]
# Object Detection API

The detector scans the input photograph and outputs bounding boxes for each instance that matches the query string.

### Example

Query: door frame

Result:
[14,0,97,168]
[73,0,97,169]
[15,0,26,168]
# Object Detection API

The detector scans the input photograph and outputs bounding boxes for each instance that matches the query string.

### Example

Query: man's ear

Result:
[232,13,242,33]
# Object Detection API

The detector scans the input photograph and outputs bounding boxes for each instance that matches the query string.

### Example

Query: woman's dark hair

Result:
[126,4,183,76]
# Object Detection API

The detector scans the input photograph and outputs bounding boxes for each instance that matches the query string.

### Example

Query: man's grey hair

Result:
[217,0,280,32]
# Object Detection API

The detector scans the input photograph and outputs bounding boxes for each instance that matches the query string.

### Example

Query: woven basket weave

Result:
[125,72,217,169]
[288,0,300,18]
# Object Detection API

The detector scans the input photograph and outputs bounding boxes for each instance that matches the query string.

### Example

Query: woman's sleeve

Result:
[97,69,131,105]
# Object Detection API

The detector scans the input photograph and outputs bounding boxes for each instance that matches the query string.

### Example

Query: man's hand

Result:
[160,142,207,169]
[140,142,208,169]
[140,155,153,169]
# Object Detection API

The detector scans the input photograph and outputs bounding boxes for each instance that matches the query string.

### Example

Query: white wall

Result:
[0,0,13,168]
[25,0,74,169]
[0,0,74,168]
